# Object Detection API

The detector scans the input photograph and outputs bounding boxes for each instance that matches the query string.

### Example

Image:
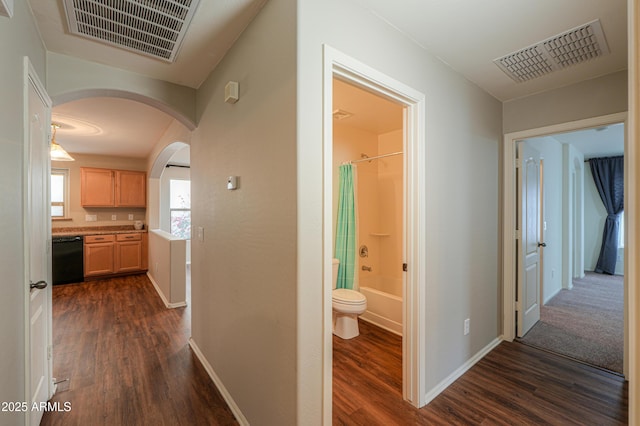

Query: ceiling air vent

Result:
[333,109,354,120]
[494,19,610,83]
[63,0,200,63]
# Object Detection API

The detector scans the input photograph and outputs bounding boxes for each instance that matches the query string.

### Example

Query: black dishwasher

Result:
[52,236,84,285]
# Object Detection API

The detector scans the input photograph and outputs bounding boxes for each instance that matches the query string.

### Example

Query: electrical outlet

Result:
[111,214,117,221]
[464,318,470,336]
[85,214,97,222]
[155,262,159,273]
[128,214,134,220]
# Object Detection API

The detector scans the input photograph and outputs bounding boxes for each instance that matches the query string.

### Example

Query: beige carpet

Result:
[519,272,624,374]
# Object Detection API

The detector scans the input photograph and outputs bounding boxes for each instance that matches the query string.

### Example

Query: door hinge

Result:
[402,263,407,272]
[47,345,52,360]
[515,301,522,312]
[516,159,522,168]
[515,230,521,240]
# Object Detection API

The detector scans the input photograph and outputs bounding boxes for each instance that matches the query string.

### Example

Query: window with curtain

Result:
[51,168,70,219]
[619,213,624,248]
[170,179,191,239]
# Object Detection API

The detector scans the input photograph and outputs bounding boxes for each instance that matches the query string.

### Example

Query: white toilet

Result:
[332,258,367,339]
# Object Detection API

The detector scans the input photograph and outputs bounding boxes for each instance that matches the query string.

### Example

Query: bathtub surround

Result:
[335,164,359,290]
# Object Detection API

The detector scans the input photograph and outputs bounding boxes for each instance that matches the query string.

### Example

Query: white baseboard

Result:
[189,338,249,426]
[146,272,187,309]
[543,286,562,305]
[423,337,503,405]
[360,312,402,336]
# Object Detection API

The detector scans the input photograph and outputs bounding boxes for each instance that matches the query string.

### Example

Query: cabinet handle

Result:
[95,237,104,241]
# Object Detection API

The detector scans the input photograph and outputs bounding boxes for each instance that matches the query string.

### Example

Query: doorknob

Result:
[30,280,48,290]
[537,242,547,247]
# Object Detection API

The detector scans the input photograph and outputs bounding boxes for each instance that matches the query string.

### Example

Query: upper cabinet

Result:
[115,170,146,207]
[81,167,146,208]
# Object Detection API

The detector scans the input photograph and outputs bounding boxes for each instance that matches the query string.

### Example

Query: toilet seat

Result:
[332,288,366,305]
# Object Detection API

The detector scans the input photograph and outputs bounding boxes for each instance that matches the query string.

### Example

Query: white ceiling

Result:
[333,79,403,135]
[27,0,268,89]
[353,0,627,101]
[32,0,628,157]
[52,97,174,158]
[550,123,624,159]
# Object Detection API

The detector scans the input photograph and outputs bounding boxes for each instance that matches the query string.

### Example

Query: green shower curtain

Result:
[335,164,358,290]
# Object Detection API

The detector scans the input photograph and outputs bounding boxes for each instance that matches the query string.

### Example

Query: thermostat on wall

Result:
[227,176,238,190]
[225,81,239,104]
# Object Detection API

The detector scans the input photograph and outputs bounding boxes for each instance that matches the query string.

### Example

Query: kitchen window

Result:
[51,168,70,219]
[170,179,191,239]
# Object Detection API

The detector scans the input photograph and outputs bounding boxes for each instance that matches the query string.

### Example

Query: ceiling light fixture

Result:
[50,124,75,162]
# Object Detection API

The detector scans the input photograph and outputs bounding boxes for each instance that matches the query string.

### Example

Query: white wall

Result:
[46,52,197,129]
[523,137,564,303]
[0,2,47,424]
[190,0,298,423]
[160,165,190,232]
[298,0,502,419]
[148,230,186,306]
[562,144,586,286]
[146,121,192,230]
[503,71,627,134]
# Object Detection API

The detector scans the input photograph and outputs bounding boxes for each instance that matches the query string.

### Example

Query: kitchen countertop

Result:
[52,225,147,237]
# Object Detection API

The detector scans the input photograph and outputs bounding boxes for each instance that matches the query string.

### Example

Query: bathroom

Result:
[332,78,404,337]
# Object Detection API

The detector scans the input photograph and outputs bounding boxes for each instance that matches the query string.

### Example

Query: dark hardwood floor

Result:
[43,275,628,425]
[333,320,628,425]
[41,274,237,426]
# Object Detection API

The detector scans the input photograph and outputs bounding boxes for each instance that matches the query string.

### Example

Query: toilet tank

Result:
[332,258,339,289]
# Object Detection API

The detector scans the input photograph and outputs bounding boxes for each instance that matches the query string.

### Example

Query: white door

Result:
[25,60,53,426]
[516,142,542,337]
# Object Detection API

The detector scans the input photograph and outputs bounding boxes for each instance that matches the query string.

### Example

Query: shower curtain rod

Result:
[350,151,403,164]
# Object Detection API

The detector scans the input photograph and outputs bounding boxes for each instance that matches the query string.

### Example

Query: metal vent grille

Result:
[63,0,200,62]
[494,19,610,83]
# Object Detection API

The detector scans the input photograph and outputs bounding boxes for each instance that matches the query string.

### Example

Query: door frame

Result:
[23,57,54,421]
[502,112,629,374]
[322,45,427,419]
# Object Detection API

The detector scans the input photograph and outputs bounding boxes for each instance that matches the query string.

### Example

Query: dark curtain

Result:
[589,156,624,275]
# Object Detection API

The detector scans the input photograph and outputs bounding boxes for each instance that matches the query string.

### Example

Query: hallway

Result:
[333,320,628,425]
[41,274,237,425]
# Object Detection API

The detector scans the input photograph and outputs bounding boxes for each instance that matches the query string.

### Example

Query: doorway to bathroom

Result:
[322,46,427,417]
[333,78,404,335]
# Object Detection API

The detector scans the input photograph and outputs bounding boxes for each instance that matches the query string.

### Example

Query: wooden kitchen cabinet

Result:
[81,167,146,207]
[84,235,116,277]
[84,233,148,278]
[115,233,143,273]
[81,168,115,207]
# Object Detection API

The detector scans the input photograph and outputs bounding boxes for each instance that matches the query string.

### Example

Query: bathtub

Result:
[359,286,403,336]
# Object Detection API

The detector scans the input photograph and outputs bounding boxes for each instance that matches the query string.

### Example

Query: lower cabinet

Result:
[84,235,115,277]
[115,233,143,273]
[84,233,148,278]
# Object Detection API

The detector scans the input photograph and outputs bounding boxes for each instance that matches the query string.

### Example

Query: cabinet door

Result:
[115,240,143,272]
[84,242,115,277]
[81,168,115,207]
[116,170,146,207]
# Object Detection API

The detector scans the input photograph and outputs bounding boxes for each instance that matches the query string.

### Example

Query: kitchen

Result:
[50,96,184,286]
